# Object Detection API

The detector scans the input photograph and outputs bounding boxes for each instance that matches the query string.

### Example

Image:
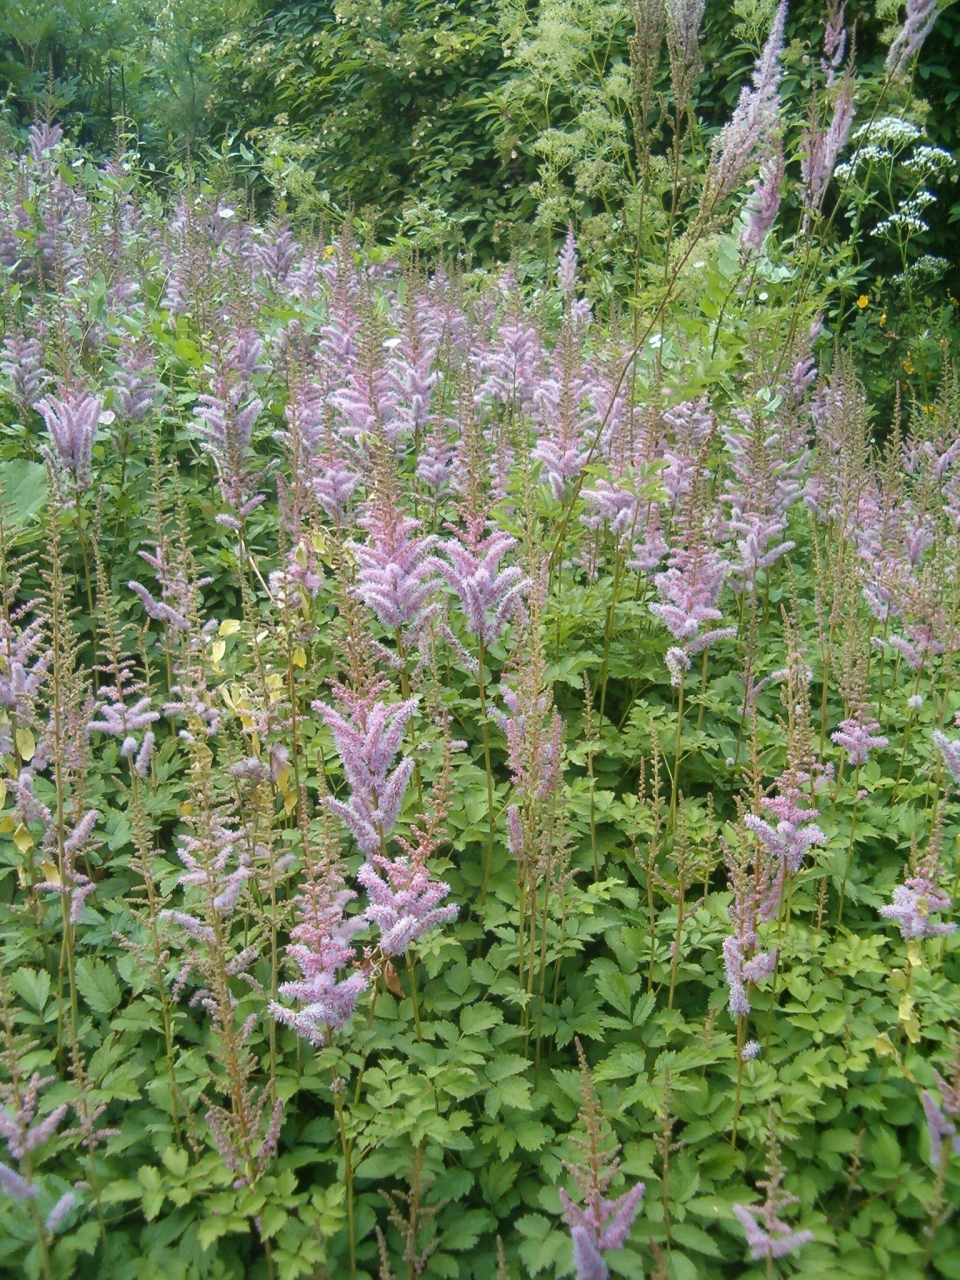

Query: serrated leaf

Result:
[460,1003,503,1035]
[260,1204,287,1239]
[10,967,50,1012]
[494,1076,532,1111]
[484,1054,528,1083]
[0,460,47,539]
[75,957,121,1014]
[162,1147,189,1179]
[442,1209,495,1250]
[596,969,634,1018]
[515,1120,551,1150]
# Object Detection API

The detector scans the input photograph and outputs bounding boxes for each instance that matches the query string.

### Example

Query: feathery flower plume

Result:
[921,1049,960,1166]
[650,542,736,682]
[741,143,785,252]
[113,342,159,424]
[313,683,417,856]
[744,800,825,875]
[163,823,252,920]
[922,1089,960,1166]
[801,72,856,221]
[879,842,957,941]
[45,1191,77,1234]
[557,1041,645,1280]
[831,714,888,766]
[436,517,529,646]
[703,0,787,206]
[722,829,778,1017]
[558,224,579,298]
[38,389,103,490]
[476,309,543,410]
[270,852,368,1045]
[0,332,48,408]
[349,477,438,639]
[665,0,704,116]
[358,854,457,955]
[732,1127,812,1261]
[886,0,939,76]
[0,1074,68,1161]
[417,421,457,495]
[932,730,960,785]
[28,122,63,164]
[823,1,847,77]
[0,1162,36,1200]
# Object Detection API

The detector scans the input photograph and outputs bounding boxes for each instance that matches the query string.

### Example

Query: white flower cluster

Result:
[902,145,955,177]
[853,116,921,147]
[874,191,938,238]
[893,254,951,284]
[836,146,893,180]
[873,211,929,236]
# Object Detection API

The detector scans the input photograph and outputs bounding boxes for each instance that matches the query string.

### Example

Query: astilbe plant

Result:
[556,1042,645,1280]
[2,83,960,1280]
[732,1121,813,1265]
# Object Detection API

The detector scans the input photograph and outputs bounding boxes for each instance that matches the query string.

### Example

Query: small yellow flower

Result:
[857,295,869,308]
[903,358,914,374]
[879,313,887,327]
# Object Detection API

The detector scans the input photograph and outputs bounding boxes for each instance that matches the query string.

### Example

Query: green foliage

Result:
[213,0,516,252]
[1,113,960,1280]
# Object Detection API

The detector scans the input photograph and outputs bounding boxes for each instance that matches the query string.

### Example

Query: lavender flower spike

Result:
[271,881,369,1045]
[0,1161,36,1201]
[879,879,956,940]
[45,1190,77,1234]
[314,689,417,855]
[744,810,825,874]
[559,1182,645,1280]
[704,0,787,205]
[732,1203,813,1261]
[886,0,939,76]
[436,518,530,647]
[38,390,104,490]
[358,855,458,955]
[831,715,888,766]
[741,144,785,252]
[801,72,855,219]
[921,1089,960,1166]
[932,730,960,785]
[349,506,438,637]
[558,224,579,298]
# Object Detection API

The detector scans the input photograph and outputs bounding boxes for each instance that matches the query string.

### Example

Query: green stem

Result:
[477,640,496,905]
[406,952,423,1042]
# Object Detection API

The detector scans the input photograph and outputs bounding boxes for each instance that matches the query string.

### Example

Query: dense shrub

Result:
[1,7,960,1280]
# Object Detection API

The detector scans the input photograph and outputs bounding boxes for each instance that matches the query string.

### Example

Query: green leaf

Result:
[672,1223,723,1256]
[494,1076,532,1111]
[75,958,122,1014]
[460,1003,503,1035]
[197,1216,233,1250]
[442,1209,495,1250]
[484,1054,528,1082]
[596,969,634,1018]
[515,1120,551,1150]
[668,1250,700,1280]
[0,460,46,537]
[162,1147,189,1178]
[173,337,202,366]
[100,1179,141,1205]
[10,967,50,1012]
[260,1204,288,1239]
